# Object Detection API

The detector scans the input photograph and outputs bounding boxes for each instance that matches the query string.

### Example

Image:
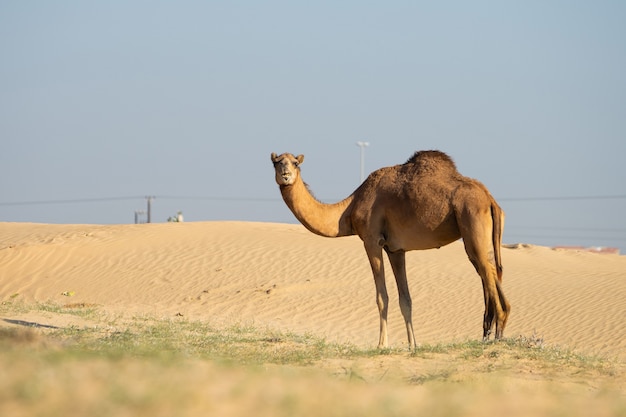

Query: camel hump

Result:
[404,150,458,174]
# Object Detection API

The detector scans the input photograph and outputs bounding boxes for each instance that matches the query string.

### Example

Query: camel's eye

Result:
[293,161,299,167]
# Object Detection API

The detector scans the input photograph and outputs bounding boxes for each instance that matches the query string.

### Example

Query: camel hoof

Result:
[483,330,492,341]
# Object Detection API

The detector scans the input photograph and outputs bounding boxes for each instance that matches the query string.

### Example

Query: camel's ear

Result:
[271,152,278,162]
[296,154,304,165]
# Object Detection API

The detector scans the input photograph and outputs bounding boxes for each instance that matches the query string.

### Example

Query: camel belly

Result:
[384,223,461,252]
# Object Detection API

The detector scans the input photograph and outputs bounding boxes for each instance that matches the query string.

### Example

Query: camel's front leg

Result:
[386,249,416,350]
[365,243,389,348]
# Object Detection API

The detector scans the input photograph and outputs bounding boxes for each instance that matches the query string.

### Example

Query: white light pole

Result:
[356,141,370,183]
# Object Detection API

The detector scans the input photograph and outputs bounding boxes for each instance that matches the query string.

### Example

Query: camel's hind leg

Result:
[475,264,497,340]
[459,209,510,340]
[386,249,416,350]
[495,278,511,335]
[473,260,508,340]
[469,249,507,340]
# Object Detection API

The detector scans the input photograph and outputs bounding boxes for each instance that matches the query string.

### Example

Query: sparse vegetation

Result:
[0,301,624,417]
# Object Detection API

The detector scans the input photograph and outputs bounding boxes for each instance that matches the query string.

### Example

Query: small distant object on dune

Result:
[504,243,620,255]
[503,243,535,250]
[552,246,620,255]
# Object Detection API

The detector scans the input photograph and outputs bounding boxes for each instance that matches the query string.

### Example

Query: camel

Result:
[271,150,510,349]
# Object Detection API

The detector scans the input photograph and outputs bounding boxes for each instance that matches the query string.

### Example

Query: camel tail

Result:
[491,201,504,282]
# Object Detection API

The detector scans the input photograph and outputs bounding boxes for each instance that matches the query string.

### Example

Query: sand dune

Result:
[1,221,625,360]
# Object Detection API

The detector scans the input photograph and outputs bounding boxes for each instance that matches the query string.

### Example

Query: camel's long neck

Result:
[279,178,354,238]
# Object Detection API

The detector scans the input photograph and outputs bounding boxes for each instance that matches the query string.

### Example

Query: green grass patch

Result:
[0,301,617,373]
[1,301,624,417]
[0,300,617,375]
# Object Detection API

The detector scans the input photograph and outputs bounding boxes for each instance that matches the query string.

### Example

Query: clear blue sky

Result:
[1,1,625,252]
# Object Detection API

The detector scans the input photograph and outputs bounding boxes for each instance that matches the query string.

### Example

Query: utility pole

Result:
[145,196,155,223]
[356,141,370,183]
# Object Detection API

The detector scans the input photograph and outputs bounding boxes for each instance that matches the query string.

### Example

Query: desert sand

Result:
[2,221,626,416]
[1,221,624,359]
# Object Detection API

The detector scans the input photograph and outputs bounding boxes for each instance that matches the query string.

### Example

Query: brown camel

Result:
[271,150,510,349]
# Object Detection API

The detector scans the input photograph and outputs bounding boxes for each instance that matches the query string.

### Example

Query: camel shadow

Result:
[2,318,60,329]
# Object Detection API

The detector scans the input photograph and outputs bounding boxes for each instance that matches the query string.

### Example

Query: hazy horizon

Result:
[2,1,625,252]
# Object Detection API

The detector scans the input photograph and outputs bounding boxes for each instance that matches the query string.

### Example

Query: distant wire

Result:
[500,195,626,202]
[2,194,624,246]
[158,195,279,202]
[508,226,626,233]
[0,196,143,206]
[1,193,625,207]
[506,233,625,243]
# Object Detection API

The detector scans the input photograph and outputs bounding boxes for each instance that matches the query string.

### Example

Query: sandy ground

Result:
[0,222,626,416]
[1,221,624,360]
[1,221,625,416]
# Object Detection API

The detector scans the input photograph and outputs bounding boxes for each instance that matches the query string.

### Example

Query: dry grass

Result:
[1,301,625,417]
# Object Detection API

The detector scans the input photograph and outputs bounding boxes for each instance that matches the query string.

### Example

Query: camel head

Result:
[271,152,304,186]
